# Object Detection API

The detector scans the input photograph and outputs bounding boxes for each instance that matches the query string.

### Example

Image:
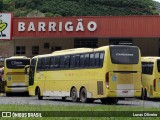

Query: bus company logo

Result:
[11,61,23,65]
[0,13,12,40]
[116,53,134,57]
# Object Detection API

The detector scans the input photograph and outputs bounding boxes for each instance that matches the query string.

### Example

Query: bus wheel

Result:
[71,87,78,102]
[62,97,66,101]
[80,88,87,103]
[37,88,43,100]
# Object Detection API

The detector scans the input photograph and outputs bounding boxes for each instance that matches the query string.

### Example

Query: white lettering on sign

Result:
[38,22,46,31]
[11,61,23,65]
[59,22,62,32]
[48,22,56,31]
[65,22,73,32]
[116,53,134,56]
[76,19,84,32]
[18,19,97,32]
[28,22,35,31]
[18,22,25,31]
[88,21,97,31]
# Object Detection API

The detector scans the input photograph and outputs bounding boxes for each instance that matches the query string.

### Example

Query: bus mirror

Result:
[25,65,30,74]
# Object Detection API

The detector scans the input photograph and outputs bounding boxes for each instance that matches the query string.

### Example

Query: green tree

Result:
[0,1,3,12]
[1,0,159,17]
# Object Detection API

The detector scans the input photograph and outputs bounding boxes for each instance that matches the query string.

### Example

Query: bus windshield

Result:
[110,46,139,64]
[6,59,30,69]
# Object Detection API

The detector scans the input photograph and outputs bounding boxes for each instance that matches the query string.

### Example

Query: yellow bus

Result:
[141,57,160,99]
[28,45,141,104]
[4,56,30,96]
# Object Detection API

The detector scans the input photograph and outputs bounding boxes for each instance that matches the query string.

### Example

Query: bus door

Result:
[29,59,36,86]
[36,58,45,93]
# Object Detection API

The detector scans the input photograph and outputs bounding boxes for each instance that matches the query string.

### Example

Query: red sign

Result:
[12,16,160,38]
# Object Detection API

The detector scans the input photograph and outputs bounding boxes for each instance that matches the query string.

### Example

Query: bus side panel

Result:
[43,69,106,98]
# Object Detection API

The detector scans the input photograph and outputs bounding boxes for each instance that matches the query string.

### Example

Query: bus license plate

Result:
[122,91,128,93]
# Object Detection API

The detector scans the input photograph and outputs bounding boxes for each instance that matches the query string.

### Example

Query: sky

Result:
[154,0,160,2]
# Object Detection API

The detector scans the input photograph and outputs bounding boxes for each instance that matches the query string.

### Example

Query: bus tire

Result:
[80,88,87,103]
[71,87,78,102]
[37,88,43,100]
[62,97,66,101]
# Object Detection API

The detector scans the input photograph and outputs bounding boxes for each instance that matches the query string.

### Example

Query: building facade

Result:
[0,15,160,59]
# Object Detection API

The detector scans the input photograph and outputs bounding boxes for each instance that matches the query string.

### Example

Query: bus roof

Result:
[32,54,52,59]
[52,48,93,56]
[6,56,30,60]
[141,57,160,62]
[32,45,139,59]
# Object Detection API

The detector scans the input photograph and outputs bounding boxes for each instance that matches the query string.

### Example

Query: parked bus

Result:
[28,45,141,104]
[4,56,30,96]
[141,57,160,99]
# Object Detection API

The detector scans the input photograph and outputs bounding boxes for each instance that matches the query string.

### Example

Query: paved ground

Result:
[0,94,160,108]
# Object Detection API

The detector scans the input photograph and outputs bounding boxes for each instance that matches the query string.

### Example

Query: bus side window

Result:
[94,52,100,67]
[55,57,60,69]
[41,58,46,71]
[37,58,42,71]
[60,56,65,69]
[80,54,84,68]
[89,53,94,67]
[64,56,70,69]
[50,57,55,70]
[75,55,80,68]
[100,52,104,67]
[84,53,89,68]
[70,55,76,68]
[45,57,50,70]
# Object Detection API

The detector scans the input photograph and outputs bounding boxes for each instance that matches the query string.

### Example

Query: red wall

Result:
[12,16,160,38]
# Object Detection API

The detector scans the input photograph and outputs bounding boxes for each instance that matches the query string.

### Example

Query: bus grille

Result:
[97,81,103,95]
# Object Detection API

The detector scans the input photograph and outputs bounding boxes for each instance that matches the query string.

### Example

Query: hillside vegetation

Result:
[0,0,158,17]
